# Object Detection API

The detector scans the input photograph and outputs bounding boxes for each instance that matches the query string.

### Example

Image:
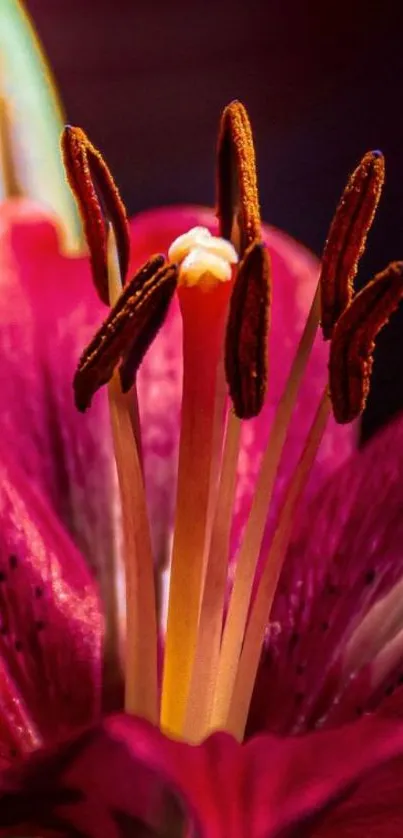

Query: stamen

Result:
[73,256,177,411]
[329,261,403,423]
[107,228,143,454]
[161,280,232,736]
[108,374,158,722]
[119,264,178,393]
[211,283,321,731]
[320,150,385,339]
[204,358,230,548]
[225,239,271,418]
[217,100,261,255]
[228,388,331,740]
[106,228,158,723]
[61,125,130,304]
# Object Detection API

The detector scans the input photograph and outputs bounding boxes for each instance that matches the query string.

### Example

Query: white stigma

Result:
[168,226,238,288]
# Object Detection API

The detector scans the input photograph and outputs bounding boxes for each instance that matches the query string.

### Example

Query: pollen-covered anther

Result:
[168,226,238,289]
[74,255,178,411]
[61,125,130,305]
[225,239,271,419]
[216,100,261,255]
[320,150,385,340]
[329,261,403,423]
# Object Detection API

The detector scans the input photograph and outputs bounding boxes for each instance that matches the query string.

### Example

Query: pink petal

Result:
[0,441,101,764]
[2,714,403,837]
[0,198,118,632]
[248,412,403,737]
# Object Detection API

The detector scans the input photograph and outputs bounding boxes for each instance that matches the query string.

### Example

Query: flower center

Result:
[62,112,398,748]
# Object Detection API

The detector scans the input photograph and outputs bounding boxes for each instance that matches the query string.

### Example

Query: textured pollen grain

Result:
[61,125,130,305]
[216,100,261,255]
[320,150,385,340]
[225,239,271,418]
[74,255,178,411]
[329,261,403,423]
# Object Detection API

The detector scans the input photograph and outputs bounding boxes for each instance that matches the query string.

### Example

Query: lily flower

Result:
[2,95,403,838]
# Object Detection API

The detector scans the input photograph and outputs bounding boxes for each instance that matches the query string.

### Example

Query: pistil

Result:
[183,242,270,742]
[161,278,232,736]
[188,99,271,738]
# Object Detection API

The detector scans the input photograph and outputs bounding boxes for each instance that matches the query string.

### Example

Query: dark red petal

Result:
[0,201,120,708]
[0,445,101,765]
[0,718,202,837]
[248,716,403,835]
[308,754,403,836]
[3,715,403,837]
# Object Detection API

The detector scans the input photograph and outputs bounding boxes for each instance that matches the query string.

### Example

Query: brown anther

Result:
[320,150,385,340]
[225,239,271,419]
[61,125,130,305]
[329,261,403,424]
[217,100,261,256]
[74,255,178,411]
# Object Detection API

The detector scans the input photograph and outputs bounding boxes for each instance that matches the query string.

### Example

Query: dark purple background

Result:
[25,0,403,439]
